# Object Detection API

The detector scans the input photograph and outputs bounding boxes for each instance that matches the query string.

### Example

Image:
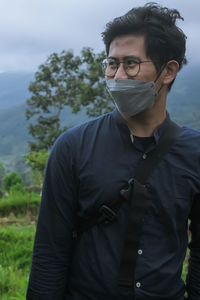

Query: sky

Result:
[0,0,199,73]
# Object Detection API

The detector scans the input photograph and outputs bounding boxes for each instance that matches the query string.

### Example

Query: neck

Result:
[122,97,167,137]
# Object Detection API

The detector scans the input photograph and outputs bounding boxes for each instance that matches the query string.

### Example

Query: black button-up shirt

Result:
[27,109,200,300]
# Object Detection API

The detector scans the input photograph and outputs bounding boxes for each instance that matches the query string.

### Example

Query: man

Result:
[27,3,200,300]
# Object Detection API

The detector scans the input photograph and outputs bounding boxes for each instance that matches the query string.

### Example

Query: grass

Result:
[182,255,188,282]
[0,190,39,298]
[0,190,189,298]
[0,220,189,299]
[0,222,36,299]
[0,191,40,217]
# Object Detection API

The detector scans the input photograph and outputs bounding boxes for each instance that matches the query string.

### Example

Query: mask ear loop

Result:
[154,63,167,94]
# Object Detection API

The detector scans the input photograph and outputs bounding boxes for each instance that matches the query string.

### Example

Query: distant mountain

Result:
[0,66,199,172]
[0,72,34,110]
[0,72,90,171]
[0,103,89,171]
[167,65,200,129]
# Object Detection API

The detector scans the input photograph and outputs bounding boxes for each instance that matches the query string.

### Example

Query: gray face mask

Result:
[106,79,158,117]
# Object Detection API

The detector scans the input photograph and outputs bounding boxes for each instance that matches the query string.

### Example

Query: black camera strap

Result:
[118,120,181,286]
[73,120,181,286]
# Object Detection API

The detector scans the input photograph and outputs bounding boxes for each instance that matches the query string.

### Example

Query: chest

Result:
[76,140,198,221]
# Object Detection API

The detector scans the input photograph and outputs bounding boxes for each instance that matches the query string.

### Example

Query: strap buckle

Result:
[99,205,117,224]
[120,178,134,201]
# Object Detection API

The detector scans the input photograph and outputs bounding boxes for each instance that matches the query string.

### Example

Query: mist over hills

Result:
[0,65,199,172]
[167,65,200,128]
[0,71,89,171]
[0,72,34,110]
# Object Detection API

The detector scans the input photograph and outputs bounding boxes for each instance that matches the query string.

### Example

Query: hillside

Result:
[167,65,200,128]
[0,66,199,172]
[0,104,88,173]
[0,72,33,110]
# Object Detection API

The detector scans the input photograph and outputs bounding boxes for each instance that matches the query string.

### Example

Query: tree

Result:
[72,47,114,117]
[0,162,5,187]
[2,171,23,192]
[24,150,49,187]
[26,48,113,151]
[26,50,82,151]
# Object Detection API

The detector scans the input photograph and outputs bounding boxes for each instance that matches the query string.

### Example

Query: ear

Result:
[162,60,179,85]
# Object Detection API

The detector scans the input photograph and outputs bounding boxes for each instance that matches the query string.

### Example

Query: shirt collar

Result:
[153,112,171,144]
[111,108,171,145]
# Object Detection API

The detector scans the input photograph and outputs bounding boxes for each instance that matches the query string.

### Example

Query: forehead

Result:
[108,35,147,59]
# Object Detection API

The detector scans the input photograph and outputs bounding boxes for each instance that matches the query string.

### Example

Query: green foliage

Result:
[26,50,81,151]
[0,191,40,217]
[0,224,35,299]
[0,222,188,299]
[2,171,23,192]
[78,48,114,117]
[24,150,49,186]
[26,48,113,151]
[24,150,48,172]
[10,182,26,194]
[0,163,5,187]
[0,187,189,299]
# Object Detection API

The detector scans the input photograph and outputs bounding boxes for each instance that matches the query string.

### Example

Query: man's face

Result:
[107,35,158,83]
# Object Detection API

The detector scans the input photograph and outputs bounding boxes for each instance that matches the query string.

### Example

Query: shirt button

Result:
[130,134,134,143]
[142,153,147,159]
[138,249,143,255]
[136,282,141,288]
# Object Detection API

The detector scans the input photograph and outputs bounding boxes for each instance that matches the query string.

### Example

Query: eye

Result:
[125,59,138,68]
[107,60,117,69]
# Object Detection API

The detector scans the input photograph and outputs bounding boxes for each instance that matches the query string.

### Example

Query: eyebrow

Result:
[107,55,141,61]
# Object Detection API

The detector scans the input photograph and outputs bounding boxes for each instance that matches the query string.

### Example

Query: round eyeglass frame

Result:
[102,58,154,78]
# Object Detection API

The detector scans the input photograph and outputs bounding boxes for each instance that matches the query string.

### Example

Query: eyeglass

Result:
[102,56,154,78]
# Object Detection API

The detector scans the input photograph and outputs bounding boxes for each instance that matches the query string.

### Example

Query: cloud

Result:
[0,0,199,72]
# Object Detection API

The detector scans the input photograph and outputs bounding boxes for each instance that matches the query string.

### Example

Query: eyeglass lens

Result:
[103,58,140,77]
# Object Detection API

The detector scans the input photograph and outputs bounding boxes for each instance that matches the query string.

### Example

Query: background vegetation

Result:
[0,47,194,298]
[0,183,40,299]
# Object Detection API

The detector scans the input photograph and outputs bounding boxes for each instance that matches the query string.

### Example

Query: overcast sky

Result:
[0,0,199,73]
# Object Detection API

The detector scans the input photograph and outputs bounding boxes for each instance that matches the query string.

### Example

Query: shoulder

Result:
[174,125,200,159]
[52,111,114,153]
[179,126,200,144]
[67,112,112,135]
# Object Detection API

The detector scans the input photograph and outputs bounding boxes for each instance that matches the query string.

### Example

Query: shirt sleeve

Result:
[26,134,78,299]
[186,195,200,299]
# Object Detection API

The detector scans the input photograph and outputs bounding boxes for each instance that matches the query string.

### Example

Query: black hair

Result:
[102,2,187,89]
